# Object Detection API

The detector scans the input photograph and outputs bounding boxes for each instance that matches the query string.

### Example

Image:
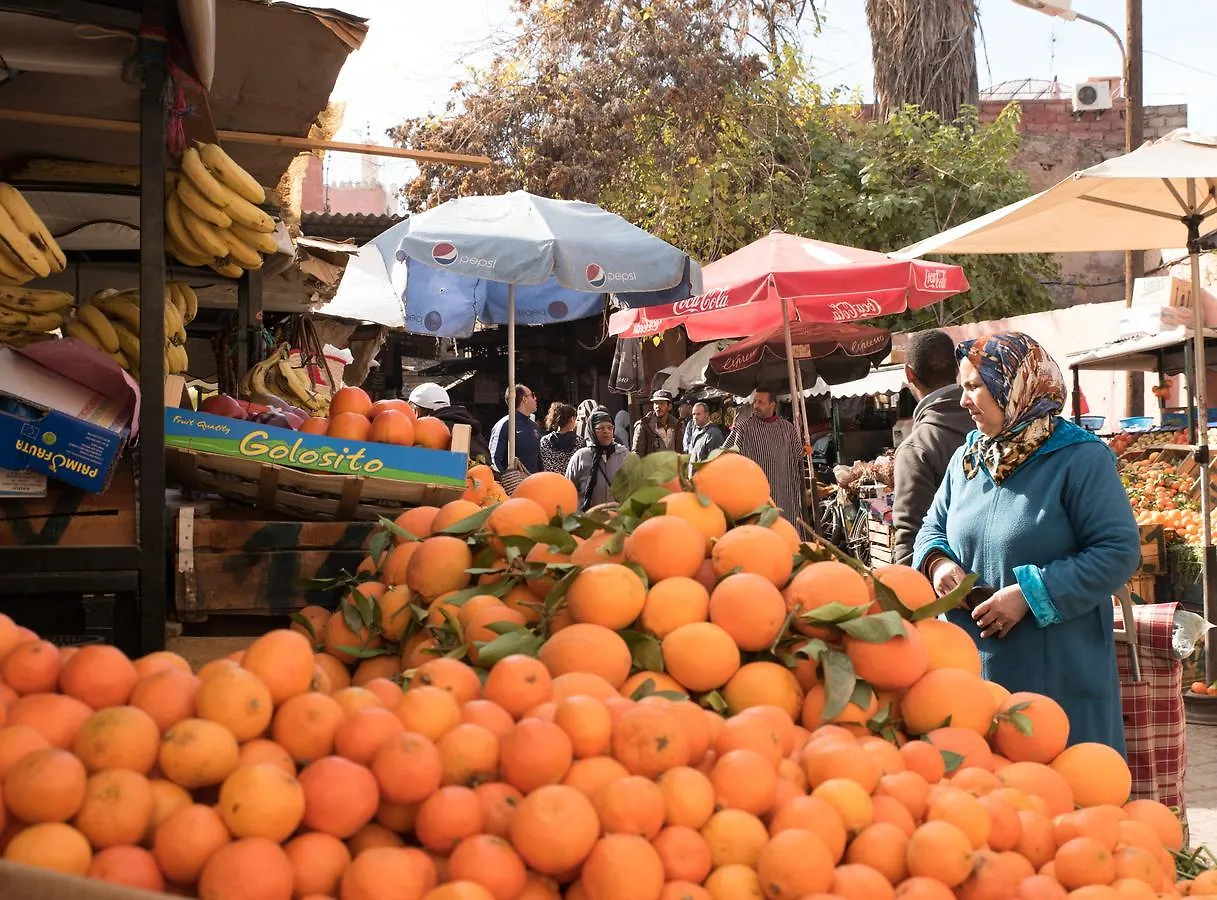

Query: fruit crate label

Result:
[164,409,467,485]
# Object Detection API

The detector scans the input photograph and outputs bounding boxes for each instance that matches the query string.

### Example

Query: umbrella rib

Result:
[1079,195,1186,222]
[1161,178,1191,214]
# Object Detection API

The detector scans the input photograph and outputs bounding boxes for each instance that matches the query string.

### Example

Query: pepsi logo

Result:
[432,242,458,266]
[586,264,606,288]
[423,311,444,332]
[547,300,569,319]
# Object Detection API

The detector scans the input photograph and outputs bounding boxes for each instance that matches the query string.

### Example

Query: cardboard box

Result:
[0,860,173,899]
[0,342,139,493]
[164,408,468,486]
[0,467,47,498]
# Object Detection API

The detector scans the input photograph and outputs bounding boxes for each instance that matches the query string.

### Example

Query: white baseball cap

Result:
[408,382,450,411]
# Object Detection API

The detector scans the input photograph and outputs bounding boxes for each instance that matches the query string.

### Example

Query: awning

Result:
[1066,328,1217,373]
[807,365,907,399]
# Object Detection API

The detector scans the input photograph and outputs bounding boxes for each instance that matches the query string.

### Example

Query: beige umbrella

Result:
[897,128,1217,680]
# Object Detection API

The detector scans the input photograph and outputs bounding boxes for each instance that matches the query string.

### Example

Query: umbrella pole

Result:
[778,294,812,535]
[792,358,821,535]
[1185,182,1214,681]
[508,283,517,470]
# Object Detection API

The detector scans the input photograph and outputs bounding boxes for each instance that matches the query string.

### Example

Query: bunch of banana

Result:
[165,142,279,278]
[0,183,68,286]
[0,285,71,347]
[238,342,329,415]
[63,283,195,376]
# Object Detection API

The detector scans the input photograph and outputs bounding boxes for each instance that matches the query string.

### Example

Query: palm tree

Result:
[866,0,980,121]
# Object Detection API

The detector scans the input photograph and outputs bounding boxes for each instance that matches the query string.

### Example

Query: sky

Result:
[293,0,1217,194]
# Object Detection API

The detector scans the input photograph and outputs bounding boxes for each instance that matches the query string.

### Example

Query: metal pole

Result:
[1125,0,1145,415]
[777,286,811,532]
[507,283,517,470]
[1185,185,1213,681]
[792,358,821,535]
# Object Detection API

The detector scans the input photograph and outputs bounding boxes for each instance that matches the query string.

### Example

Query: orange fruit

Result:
[394,685,462,741]
[926,786,991,849]
[845,821,910,883]
[769,795,848,863]
[272,692,345,765]
[72,705,160,773]
[709,573,786,651]
[1122,799,1184,851]
[538,624,632,689]
[152,802,233,883]
[711,748,777,816]
[195,663,274,742]
[926,726,994,772]
[242,628,316,705]
[594,774,667,838]
[710,524,793,587]
[513,471,579,520]
[992,692,1070,764]
[197,837,295,900]
[554,695,613,758]
[1050,743,1133,809]
[3,821,92,875]
[612,704,691,778]
[755,828,836,899]
[914,619,982,675]
[641,577,710,638]
[500,718,574,792]
[783,562,870,634]
[130,668,200,733]
[998,762,1075,818]
[872,565,936,612]
[657,765,717,830]
[58,644,139,709]
[721,661,803,719]
[692,453,771,520]
[582,834,666,900]
[2,640,62,695]
[373,731,443,805]
[413,416,452,450]
[72,767,153,848]
[802,739,881,794]
[437,723,500,787]
[661,622,740,692]
[906,820,974,887]
[509,784,600,875]
[625,515,707,583]
[299,755,379,838]
[486,498,549,552]
[407,536,475,600]
[844,618,929,691]
[4,747,87,822]
[832,863,897,900]
[660,491,728,552]
[567,564,648,631]
[341,846,438,900]
[218,763,306,842]
[1054,836,1117,890]
[653,825,713,883]
[284,831,352,898]
[7,692,93,749]
[87,844,165,892]
[449,834,529,900]
[811,778,874,834]
[901,668,997,736]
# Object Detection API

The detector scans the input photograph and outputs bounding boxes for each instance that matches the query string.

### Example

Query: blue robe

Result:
[913,418,1141,755]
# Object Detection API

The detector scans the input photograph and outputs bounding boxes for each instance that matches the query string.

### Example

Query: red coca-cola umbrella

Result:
[709,321,892,398]
[608,231,968,341]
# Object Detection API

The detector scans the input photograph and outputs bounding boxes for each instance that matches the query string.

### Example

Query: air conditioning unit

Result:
[1073,81,1112,113]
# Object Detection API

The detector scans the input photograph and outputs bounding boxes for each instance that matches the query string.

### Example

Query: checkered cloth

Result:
[1113,600,1186,816]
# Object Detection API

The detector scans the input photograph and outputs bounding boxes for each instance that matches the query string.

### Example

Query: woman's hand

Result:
[971,585,1030,639]
[929,557,967,597]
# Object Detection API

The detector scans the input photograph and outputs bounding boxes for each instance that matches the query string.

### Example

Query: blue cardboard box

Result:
[0,345,136,494]
[164,408,468,486]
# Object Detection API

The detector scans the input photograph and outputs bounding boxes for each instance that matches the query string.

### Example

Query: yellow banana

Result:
[166,283,186,320]
[0,244,34,285]
[0,329,55,347]
[112,321,140,369]
[0,287,72,313]
[75,301,120,353]
[0,183,66,273]
[165,192,213,263]
[168,343,189,374]
[230,223,278,256]
[97,297,141,333]
[217,227,262,269]
[0,309,61,331]
[220,192,275,234]
[62,318,104,351]
[276,358,315,405]
[198,142,265,205]
[176,176,232,229]
[176,282,198,324]
[179,203,230,260]
[209,260,243,279]
[164,297,186,345]
[111,349,130,371]
[0,202,49,279]
[180,146,233,209]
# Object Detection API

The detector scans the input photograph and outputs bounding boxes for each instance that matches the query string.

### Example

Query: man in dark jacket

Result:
[489,384,542,474]
[631,389,684,457]
[407,382,491,465]
[892,330,975,565]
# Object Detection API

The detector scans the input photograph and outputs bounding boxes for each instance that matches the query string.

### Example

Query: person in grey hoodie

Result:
[566,410,630,510]
[892,330,976,565]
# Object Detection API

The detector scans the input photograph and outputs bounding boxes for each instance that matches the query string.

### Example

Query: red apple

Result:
[200,394,247,420]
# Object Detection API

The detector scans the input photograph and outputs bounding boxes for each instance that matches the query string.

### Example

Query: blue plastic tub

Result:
[1120,416,1155,432]
[1079,415,1106,432]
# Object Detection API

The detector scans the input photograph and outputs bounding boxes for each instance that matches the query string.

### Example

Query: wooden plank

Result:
[0,464,136,547]
[191,549,366,614]
[0,109,493,169]
[191,519,375,552]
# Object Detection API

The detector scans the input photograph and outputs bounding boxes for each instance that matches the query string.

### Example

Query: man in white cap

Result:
[407,382,490,464]
[631,389,683,457]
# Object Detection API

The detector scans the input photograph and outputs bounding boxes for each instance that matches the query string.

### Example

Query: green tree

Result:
[394,1,1054,328]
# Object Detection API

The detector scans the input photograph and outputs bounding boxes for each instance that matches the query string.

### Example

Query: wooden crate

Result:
[1127,572,1158,605]
[174,507,375,621]
[1138,524,1165,574]
[867,519,896,566]
[0,460,135,547]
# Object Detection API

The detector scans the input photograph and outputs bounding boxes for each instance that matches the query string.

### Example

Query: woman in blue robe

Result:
[913,332,1141,754]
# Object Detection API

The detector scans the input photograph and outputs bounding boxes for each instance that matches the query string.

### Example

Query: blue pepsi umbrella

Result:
[369,191,701,466]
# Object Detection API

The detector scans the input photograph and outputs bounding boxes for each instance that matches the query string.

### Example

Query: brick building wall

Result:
[299,156,393,216]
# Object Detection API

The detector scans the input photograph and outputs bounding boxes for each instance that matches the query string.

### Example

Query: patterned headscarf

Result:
[957,332,1066,482]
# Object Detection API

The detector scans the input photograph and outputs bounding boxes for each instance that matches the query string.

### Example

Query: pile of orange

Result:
[303,387,453,450]
[0,451,1203,900]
